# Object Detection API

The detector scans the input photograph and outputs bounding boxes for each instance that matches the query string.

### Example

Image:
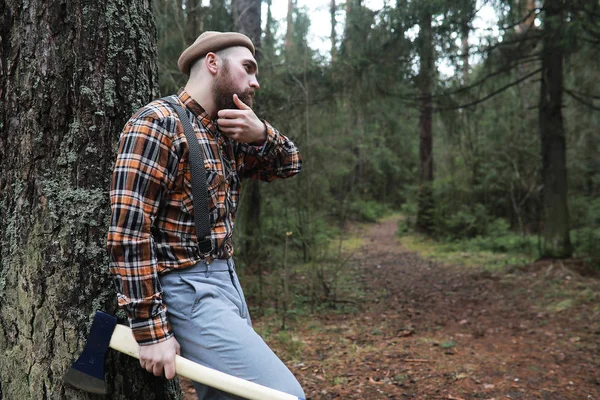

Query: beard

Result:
[213,59,255,111]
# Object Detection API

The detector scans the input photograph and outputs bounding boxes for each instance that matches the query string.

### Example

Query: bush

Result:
[433,203,500,240]
[572,226,600,266]
[464,233,538,254]
[569,195,600,229]
[397,202,417,234]
[349,200,391,222]
[569,195,600,267]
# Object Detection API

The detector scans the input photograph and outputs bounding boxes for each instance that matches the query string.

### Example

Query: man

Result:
[107,31,304,399]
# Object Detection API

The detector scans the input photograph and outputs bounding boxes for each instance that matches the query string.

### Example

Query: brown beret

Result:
[177,31,255,76]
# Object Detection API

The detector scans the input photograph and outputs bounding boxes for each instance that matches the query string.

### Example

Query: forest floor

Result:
[182,215,600,399]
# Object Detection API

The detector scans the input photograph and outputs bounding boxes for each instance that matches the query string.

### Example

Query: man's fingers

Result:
[233,93,251,110]
[220,127,242,137]
[217,109,245,119]
[216,118,239,128]
[164,361,177,380]
[152,362,164,377]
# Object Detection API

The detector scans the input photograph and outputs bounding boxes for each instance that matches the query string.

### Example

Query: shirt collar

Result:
[177,88,219,135]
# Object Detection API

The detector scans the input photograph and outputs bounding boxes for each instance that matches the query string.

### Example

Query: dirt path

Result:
[184,216,600,399]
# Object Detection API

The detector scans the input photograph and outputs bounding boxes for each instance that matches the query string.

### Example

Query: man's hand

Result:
[139,336,181,379]
[217,94,267,145]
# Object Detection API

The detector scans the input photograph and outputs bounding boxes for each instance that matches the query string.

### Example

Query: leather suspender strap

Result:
[162,97,213,255]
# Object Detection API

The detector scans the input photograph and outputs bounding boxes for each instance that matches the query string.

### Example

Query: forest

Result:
[0,0,599,399]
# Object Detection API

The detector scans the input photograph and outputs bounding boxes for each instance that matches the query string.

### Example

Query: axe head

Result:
[63,311,117,394]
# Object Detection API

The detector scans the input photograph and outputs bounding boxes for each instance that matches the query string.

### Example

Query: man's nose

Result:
[250,76,260,89]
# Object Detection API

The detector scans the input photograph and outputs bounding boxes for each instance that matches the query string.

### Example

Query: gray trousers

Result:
[159,259,305,400]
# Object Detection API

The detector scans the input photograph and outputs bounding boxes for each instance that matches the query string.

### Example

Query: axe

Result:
[63,311,304,400]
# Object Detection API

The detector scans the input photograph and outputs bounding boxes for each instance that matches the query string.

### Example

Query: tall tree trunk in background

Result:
[515,0,538,112]
[330,0,338,62]
[461,20,470,83]
[264,0,276,60]
[343,0,361,57]
[285,0,295,58]
[0,1,181,398]
[519,0,537,32]
[177,0,184,22]
[416,11,435,233]
[232,0,263,270]
[186,0,203,44]
[206,0,233,32]
[232,0,261,46]
[584,128,597,197]
[539,0,572,258]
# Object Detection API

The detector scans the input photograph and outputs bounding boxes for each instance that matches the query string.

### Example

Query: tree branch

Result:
[564,88,600,111]
[438,67,542,110]
[565,88,600,100]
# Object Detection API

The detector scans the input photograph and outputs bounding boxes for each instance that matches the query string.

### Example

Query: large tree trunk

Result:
[207,0,233,32]
[264,0,276,60]
[0,1,181,398]
[285,0,295,56]
[416,11,435,233]
[231,0,263,267]
[342,0,362,57]
[539,0,573,258]
[330,0,337,62]
[232,0,261,47]
[461,20,470,83]
[185,0,203,44]
[519,0,537,32]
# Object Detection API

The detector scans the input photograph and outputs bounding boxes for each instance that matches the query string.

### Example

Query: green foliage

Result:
[154,0,600,310]
[572,227,600,265]
[349,200,392,222]
[436,203,496,239]
[443,232,539,256]
[569,196,600,265]
[440,340,457,349]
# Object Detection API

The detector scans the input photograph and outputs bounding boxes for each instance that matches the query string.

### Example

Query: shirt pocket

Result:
[179,159,225,225]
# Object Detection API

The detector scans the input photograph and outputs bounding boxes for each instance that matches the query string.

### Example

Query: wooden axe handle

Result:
[110,324,302,400]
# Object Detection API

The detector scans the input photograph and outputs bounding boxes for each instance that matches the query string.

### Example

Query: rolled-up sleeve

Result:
[236,121,303,181]
[107,116,179,345]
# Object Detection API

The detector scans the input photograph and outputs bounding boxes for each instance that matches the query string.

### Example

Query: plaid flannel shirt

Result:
[107,89,302,344]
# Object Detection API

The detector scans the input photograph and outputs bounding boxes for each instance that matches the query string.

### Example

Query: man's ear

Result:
[205,52,218,75]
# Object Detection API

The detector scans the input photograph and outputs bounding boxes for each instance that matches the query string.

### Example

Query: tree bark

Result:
[519,0,537,32]
[330,0,338,62]
[539,0,573,258]
[0,0,181,398]
[232,0,261,47]
[285,0,295,58]
[206,0,233,32]
[264,0,276,59]
[185,0,203,44]
[461,20,470,83]
[231,0,263,265]
[343,0,359,57]
[416,10,435,233]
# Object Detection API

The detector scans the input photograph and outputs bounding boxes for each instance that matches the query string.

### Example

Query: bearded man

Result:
[107,31,304,399]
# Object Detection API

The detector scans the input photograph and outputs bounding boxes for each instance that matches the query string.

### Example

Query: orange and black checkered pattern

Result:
[107,89,302,344]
